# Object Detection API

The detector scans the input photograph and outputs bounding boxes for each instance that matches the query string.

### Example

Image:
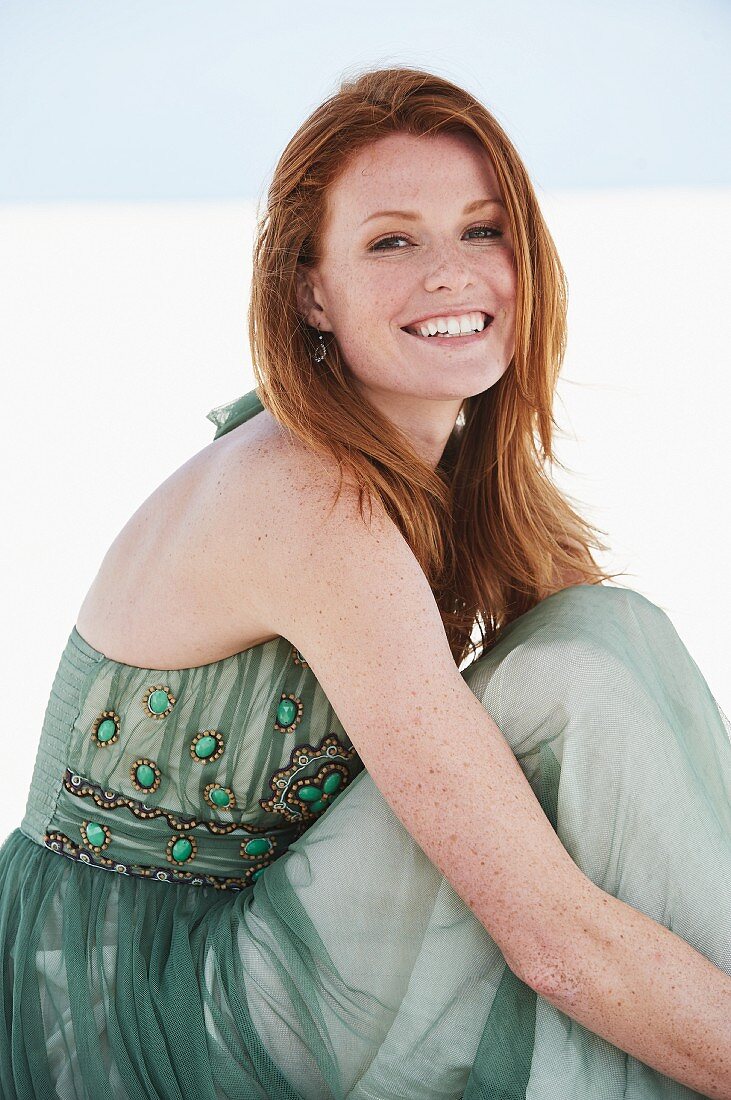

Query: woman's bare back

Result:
[75,404,292,670]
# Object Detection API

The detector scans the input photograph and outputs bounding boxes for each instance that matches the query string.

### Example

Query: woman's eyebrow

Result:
[359,197,505,227]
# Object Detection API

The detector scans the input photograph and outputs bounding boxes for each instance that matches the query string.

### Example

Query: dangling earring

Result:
[312,325,328,363]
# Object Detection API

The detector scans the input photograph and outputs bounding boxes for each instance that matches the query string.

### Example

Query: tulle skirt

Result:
[1,584,729,1099]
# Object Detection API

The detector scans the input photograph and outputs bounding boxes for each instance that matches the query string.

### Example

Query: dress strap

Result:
[205,388,264,439]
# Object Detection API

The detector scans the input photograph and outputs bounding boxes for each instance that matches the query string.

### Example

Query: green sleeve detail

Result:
[205,388,264,439]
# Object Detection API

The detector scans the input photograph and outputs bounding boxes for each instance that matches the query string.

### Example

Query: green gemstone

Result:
[96,718,116,742]
[298,785,322,802]
[85,822,106,847]
[136,764,156,788]
[194,735,217,759]
[244,837,272,857]
[171,837,193,862]
[210,786,230,807]
[311,799,328,813]
[148,689,171,714]
[276,698,297,726]
[251,867,266,882]
[322,773,342,795]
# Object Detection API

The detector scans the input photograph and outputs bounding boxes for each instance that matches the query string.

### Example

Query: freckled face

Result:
[302,130,517,406]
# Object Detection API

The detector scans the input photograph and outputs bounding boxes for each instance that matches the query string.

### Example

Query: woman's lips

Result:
[401,318,493,345]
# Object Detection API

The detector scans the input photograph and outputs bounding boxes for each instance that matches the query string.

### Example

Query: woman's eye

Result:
[370,224,502,252]
[466,224,502,241]
[370,235,411,251]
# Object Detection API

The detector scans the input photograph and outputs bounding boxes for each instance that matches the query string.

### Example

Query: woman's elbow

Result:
[517,947,588,1005]
[506,879,602,1003]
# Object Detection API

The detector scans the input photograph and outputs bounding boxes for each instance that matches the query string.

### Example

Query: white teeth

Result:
[410,311,489,338]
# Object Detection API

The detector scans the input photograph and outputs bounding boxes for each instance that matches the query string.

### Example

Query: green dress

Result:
[1,390,729,1100]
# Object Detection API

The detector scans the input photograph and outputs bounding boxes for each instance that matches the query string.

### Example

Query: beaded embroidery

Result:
[63,767,240,833]
[190,729,225,763]
[80,820,111,851]
[291,644,309,669]
[203,782,236,811]
[130,757,162,793]
[53,768,307,888]
[142,685,176,719]
[167,834,197,865]
[260,734,358,823]
[274,692,304,733]
[41,621,363,891]
[91,710,121,746]
[43,829,254,891]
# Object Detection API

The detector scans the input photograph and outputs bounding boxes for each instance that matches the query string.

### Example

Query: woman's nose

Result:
[422,243,476,294]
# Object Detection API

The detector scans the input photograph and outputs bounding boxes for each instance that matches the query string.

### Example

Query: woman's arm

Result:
[541,878,730,1099]
[235,442,731,1098]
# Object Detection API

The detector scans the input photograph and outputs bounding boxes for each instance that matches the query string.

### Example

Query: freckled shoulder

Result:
[200,409,324,517]
[204,412,368,632]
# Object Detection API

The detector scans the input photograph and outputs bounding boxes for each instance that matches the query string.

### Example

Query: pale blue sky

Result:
[1,0,729,201]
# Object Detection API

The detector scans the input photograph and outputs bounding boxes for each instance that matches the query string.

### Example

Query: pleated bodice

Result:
[20,624,365,892]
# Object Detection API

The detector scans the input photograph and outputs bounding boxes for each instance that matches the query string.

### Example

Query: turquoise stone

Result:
[298,785,321,802]
[148,689,171,714]
[171,837,193,862]
[322,773,342,794]
[85,822,106,847]
[276,698,297,726]
[210,786,230,807]
[135,764,156,788]
[311,799,327,813]
[194,735,217,759]
[96,718,116,742]
[251,867,266,882]
[244,837,272,857]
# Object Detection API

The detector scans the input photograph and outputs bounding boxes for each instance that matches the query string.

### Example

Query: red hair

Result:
[247,65,626,666]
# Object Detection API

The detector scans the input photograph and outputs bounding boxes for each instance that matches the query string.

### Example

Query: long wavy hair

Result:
[247,65,627,667]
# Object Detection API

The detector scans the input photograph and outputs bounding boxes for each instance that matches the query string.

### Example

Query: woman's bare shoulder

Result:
[219,414,374,601]
[208,407,359,530]
[75,408,346,666]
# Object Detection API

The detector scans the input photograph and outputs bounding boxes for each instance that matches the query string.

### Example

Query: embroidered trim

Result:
[44,829,253,891]
[63,767,272,835]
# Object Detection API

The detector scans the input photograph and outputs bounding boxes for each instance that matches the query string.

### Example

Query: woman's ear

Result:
[295,265,334,332]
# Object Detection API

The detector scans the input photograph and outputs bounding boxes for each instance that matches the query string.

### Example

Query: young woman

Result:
[1,66,729,1100]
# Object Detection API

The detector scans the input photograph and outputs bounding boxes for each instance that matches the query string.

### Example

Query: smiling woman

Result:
[1,64,730,1100]
[293,129,517,473]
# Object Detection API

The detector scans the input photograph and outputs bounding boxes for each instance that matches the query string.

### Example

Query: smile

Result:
[400,317,493,345]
